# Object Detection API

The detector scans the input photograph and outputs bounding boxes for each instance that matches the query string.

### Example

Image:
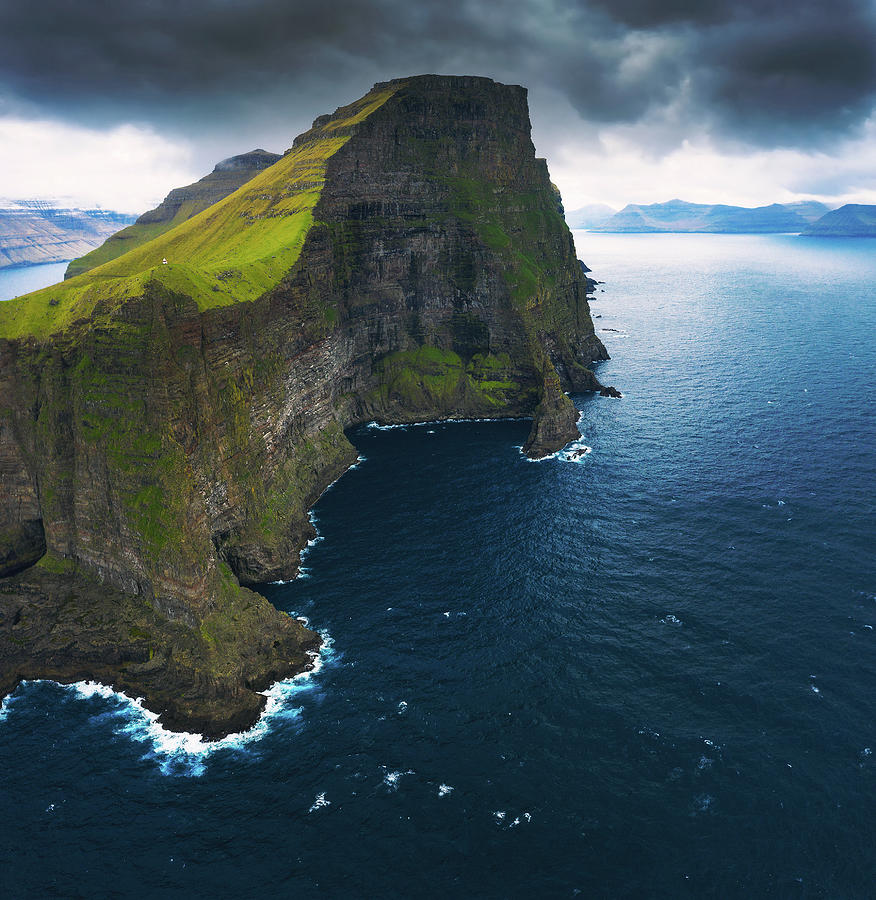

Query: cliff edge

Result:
[64,150,282,279]
[0,75,611,736]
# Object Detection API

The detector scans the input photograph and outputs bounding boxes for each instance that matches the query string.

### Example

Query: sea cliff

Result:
[0,75,611,736]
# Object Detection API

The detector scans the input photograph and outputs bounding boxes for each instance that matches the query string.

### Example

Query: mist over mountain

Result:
[565,204,618,229]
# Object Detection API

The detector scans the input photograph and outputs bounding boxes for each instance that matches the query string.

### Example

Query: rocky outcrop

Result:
[0,203,135,270]
[0,75,613,736]
[0,564,320,737]
[64,150,281,279]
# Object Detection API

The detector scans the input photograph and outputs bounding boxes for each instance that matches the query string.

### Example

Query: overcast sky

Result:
[1,0,875,212]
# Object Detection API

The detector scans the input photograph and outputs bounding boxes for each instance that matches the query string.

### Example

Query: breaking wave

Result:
[1,626,336,777]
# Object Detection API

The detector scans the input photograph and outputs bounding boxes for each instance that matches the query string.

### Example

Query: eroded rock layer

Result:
[0,75,610,736]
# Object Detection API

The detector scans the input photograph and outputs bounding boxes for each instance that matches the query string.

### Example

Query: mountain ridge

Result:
[802,203,876,236]
[582,198,832,233]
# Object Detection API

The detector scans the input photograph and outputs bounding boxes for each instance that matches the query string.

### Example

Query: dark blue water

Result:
[0,262,69,302]
[2,235,874,898]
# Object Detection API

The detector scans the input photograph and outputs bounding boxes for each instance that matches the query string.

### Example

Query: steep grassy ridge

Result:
[64,150,281,279]
[0,87,400,340]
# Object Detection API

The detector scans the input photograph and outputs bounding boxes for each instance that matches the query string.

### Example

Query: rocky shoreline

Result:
[0,565,322,739]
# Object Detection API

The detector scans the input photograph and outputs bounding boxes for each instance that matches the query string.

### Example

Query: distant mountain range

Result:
[801,204,876,236]
[0,201,136,270]
[568,198,876,235]
[568,199,834,233]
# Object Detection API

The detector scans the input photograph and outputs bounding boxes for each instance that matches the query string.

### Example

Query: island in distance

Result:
[568,198,834,233]
[801,203,876,236]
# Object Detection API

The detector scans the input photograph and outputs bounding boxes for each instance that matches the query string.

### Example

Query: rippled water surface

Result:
[1,235,874,897]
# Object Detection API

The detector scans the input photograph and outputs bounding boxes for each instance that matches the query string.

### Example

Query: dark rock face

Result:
[0,566,321,739]
[0,75,611,735]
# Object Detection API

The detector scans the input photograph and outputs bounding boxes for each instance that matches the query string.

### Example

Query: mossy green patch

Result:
[444,176,560,309]
[369,346,526,412]
[65,223,172,279]
[35,553,77,576]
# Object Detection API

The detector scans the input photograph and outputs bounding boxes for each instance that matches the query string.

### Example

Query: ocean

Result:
[1,234,874,897]
[0,262,69,302]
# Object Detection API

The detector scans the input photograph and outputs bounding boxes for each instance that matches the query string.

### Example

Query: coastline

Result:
[0,628,334,768]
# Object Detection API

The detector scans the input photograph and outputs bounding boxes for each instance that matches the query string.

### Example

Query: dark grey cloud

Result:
[1,0,874,152]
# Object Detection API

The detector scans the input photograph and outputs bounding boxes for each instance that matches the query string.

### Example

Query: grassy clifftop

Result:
[64,150,281,280]
[0,85,400,341]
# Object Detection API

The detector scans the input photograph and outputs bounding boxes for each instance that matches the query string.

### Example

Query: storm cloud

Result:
[2,0,875,144]
[1,0,874,209]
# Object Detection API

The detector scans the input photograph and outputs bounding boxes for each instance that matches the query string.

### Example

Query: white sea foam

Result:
[381,767,414,791]
[521,432,595,464]
[290,510,325,578]
[272,455,364,585]
[438,784,454,797]
[521,445,561,462]
[367,416,528,432]
[661,614,683,627]
[560,440,592,464]
[493,808,532,827]
[15,624,336,776]
[309,792,330,812]
[397,701,408,714]
[693,793,715,813]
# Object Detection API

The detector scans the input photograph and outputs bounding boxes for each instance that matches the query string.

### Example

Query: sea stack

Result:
[0,75,610,736]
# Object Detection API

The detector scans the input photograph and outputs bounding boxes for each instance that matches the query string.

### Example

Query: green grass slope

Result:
[64,150,281,279]
[0,86,400,341]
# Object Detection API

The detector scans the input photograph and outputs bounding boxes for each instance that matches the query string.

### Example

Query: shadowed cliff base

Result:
[0,74,614,736]
[0,563,321,738]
